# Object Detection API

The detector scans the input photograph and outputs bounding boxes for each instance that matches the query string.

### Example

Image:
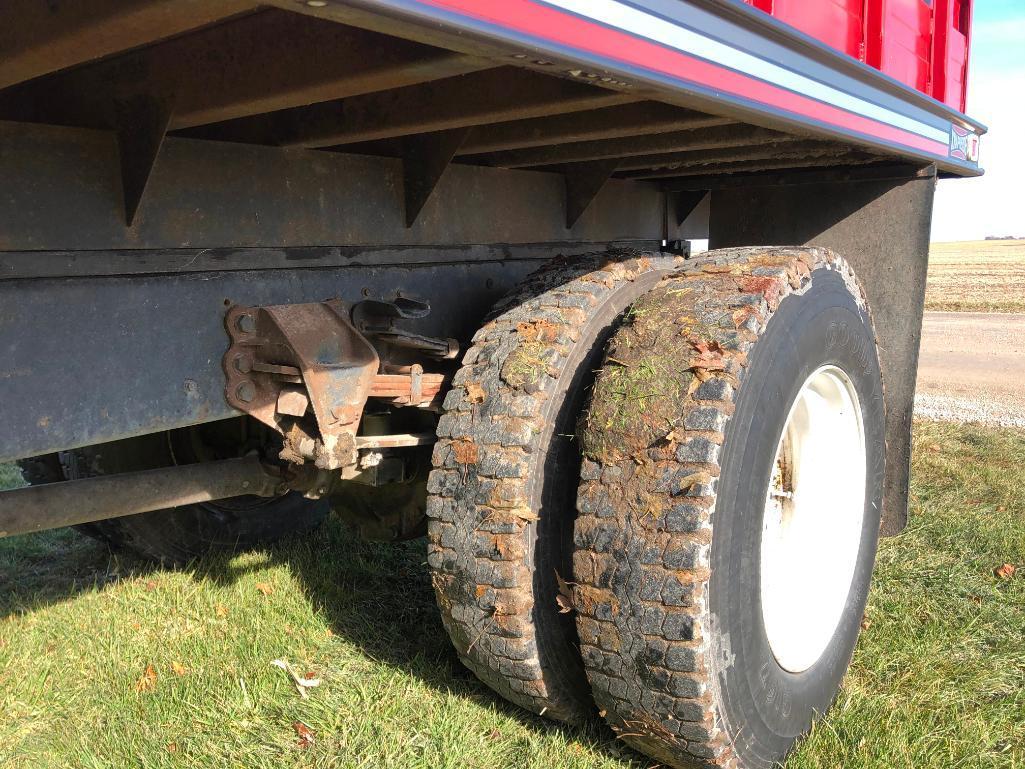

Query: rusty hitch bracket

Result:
[225,299,380,471]
[223,297,453,482]
[0,456,281,539]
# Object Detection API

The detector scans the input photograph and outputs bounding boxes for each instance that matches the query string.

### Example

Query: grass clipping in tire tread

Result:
[574,246,869,768]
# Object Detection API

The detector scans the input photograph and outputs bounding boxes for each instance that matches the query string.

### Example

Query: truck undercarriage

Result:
[0,1,984,766]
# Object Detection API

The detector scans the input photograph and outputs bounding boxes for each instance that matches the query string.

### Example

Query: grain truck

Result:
[0,1,983,766]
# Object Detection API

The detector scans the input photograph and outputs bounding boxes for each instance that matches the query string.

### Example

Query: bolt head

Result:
[235,313,256,334]
[236,381,256,403]
[232,353,253,374]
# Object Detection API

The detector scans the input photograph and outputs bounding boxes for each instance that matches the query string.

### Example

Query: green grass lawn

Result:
[1,421,1022,768]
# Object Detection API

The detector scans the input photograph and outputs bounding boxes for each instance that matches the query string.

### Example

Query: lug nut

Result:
[236,381,256,403]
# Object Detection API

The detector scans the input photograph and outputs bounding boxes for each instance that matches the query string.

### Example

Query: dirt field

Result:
[926,239,1025,313]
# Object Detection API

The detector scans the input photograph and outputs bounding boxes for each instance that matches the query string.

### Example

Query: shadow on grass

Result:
[0,516,640,764]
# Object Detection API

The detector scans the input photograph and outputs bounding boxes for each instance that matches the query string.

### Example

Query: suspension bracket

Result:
[223,298,451,474]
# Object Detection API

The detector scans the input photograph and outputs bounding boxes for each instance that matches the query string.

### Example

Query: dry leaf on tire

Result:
[688,339,728,372]
[555,571,576,614]
[452,440,479,465]
[465,382,487,404]
[678,471,712,493]
[508,506,539,522]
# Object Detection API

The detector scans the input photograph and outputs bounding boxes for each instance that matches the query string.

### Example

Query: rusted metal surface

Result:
[224,300,379,470]
[222,292,451,474]
[0,456,278,538]
[353,297,461,360]
[370,373,446,406]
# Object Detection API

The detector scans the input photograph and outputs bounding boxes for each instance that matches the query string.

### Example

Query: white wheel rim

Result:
[759,365,867,673]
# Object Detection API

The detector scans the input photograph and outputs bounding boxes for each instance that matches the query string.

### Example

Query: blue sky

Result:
[932,0,1025,241]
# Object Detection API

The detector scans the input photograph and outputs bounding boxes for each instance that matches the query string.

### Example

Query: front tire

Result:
[574,247,884,767]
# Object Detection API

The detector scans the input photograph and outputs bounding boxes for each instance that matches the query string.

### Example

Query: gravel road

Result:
[915,312,1025,427]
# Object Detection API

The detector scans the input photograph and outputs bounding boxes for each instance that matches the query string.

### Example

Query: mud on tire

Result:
[574,247,885,767]
[426,250,682,723]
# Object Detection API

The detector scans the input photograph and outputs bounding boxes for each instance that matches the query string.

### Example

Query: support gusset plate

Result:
[564,158,620,228]
[402,126,471,227]
[112,90,175,226]
[673,190,707,227]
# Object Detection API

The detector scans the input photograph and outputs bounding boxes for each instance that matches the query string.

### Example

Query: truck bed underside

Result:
[0,0,982,250]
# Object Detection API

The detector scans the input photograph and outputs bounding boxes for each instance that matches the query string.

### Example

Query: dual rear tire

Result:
[428,247,885,767]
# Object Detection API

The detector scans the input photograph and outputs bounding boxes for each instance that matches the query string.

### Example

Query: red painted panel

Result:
[746,0,971,111]
[932,0,972,110]
[748,0,866,62]
[880,0,933,93]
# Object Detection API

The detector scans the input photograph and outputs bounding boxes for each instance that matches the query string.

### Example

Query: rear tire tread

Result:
[573,247,870,767]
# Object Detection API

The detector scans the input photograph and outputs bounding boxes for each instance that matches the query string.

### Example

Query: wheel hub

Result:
[759,365,867,673]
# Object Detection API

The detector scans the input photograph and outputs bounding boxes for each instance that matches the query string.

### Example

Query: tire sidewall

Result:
[709,266,885,766]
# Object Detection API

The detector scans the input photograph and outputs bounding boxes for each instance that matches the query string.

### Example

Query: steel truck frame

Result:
[0,1,984,767]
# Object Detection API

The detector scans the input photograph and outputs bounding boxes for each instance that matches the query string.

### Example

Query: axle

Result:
[0,456,281,538]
